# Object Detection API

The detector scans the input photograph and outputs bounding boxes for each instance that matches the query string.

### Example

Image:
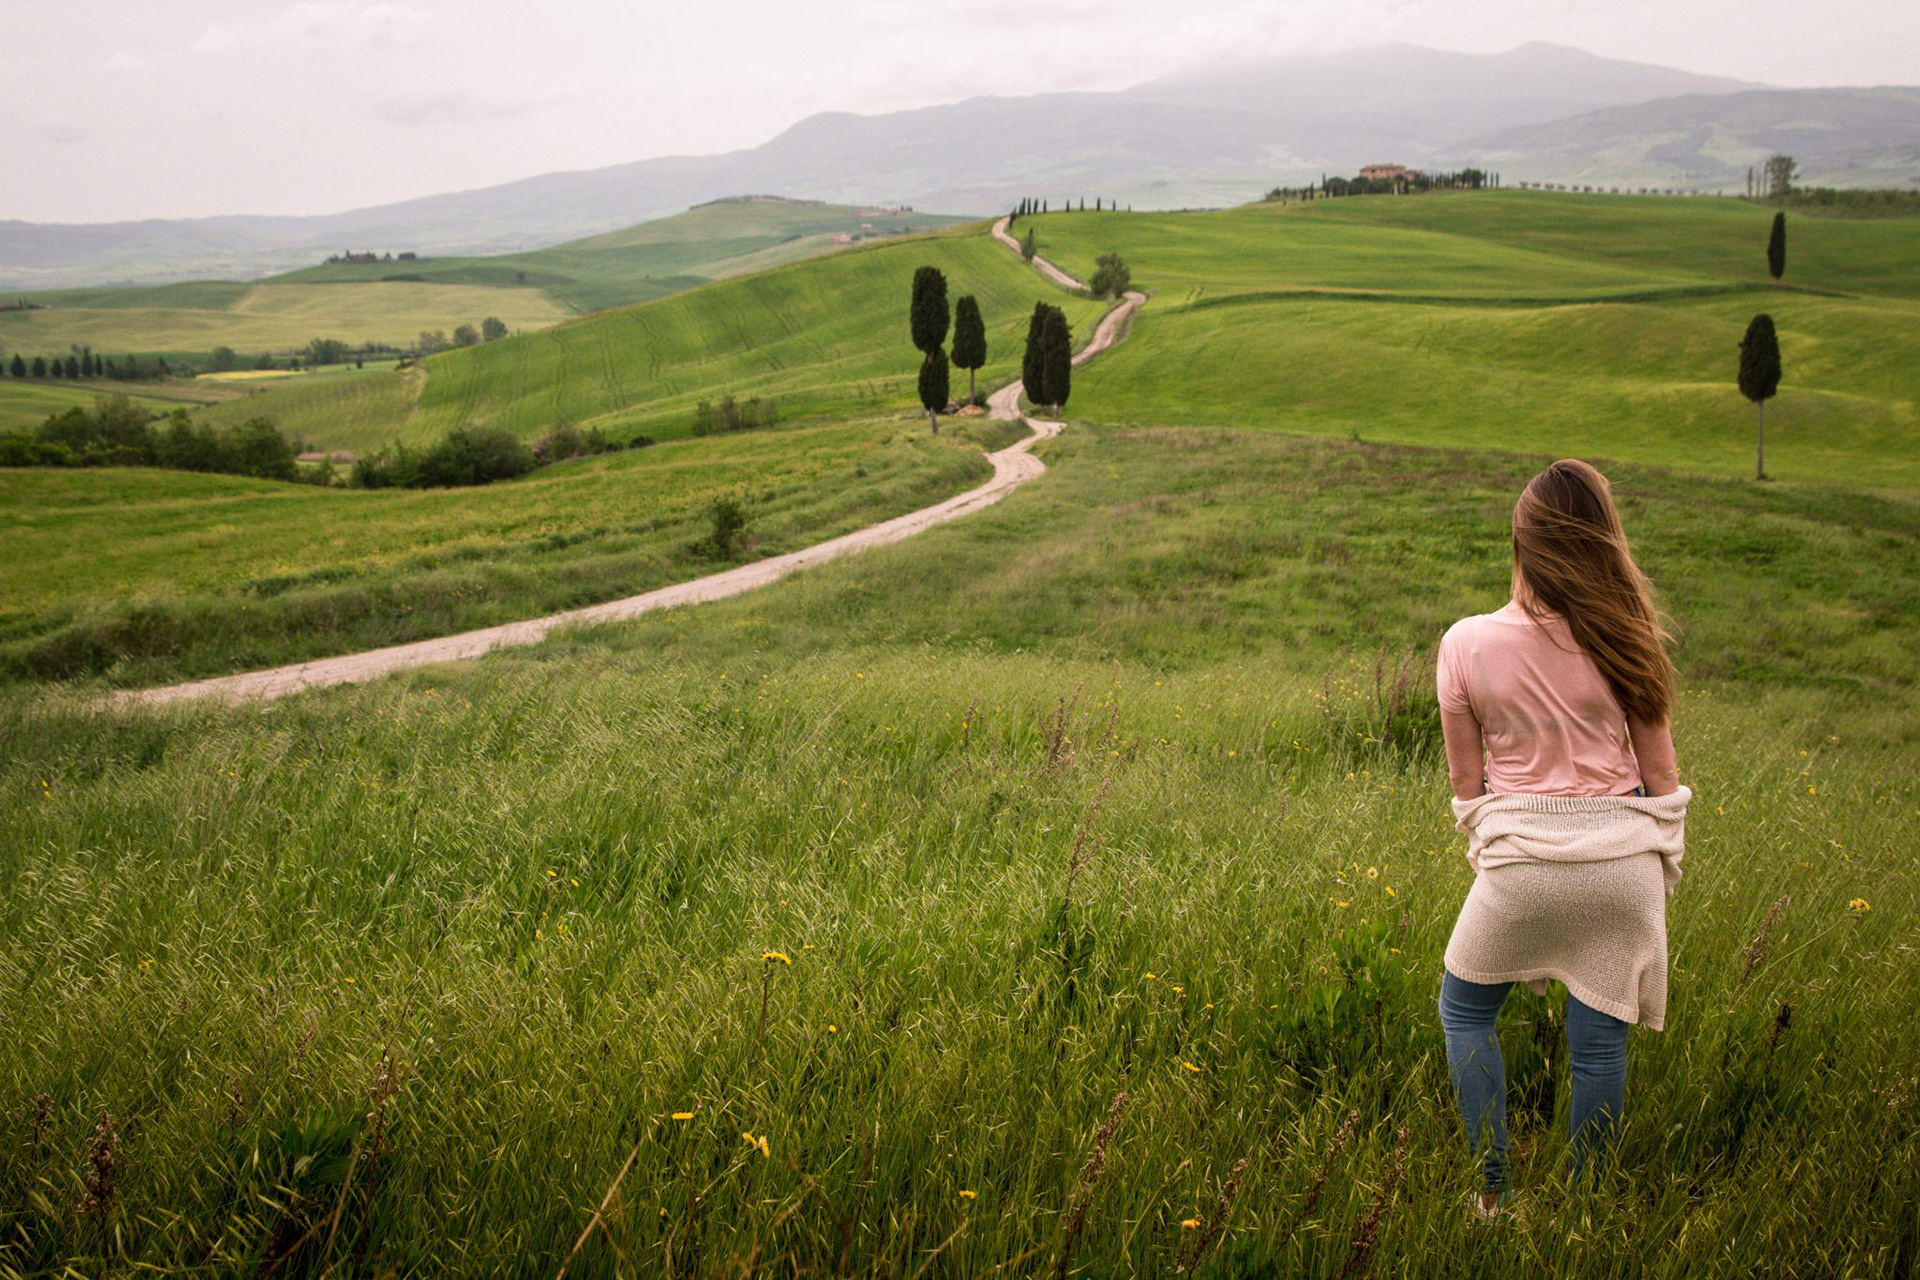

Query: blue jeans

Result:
[1436,969,1631,1194]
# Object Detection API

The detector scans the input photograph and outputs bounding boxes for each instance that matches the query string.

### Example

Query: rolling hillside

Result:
[1022,191,1920,487]
[200,229,1111,452]
[0,198,966,367]
[1453,87,1920,191]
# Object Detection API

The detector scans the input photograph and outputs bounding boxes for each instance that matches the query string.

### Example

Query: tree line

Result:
[5,349,172,381]
[0,396,308,479]
[0,392,654,489]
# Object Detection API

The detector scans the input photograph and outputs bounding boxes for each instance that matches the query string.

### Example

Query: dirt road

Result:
[117,237,1144,707]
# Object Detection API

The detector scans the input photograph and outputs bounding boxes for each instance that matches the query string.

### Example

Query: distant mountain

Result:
[7,42,1911,290]
[1124,41,1760,156]
[1448,87,1920,190]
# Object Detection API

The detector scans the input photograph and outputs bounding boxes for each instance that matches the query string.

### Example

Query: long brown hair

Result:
[1511,459,1675,725]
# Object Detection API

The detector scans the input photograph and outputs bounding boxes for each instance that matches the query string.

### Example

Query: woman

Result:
[1434,458,1691,1223]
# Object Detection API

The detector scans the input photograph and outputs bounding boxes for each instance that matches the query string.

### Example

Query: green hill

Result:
[274,196,966,313]
[1023,191,1920,487]
[202,229,1111,452]
[0,198,968,373]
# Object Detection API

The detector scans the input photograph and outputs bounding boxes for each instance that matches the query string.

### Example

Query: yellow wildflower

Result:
[1182,1061,1201,1073]
[1336,901,1350,909]
[1385,886,1396,897]
[671,1112,694,1121]
[1849,898,1870,913]
[828,1024,838,1034]
[1366,866,1379,879]
[958,1189,977,1200]
[762,950,792,965]
[1181,1218,1201,1229]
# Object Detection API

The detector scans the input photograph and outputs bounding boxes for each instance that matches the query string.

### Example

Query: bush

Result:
[708,495,747,557]
[1089,252,1131,299]
[691,394,778,436]
[419,426,534,487]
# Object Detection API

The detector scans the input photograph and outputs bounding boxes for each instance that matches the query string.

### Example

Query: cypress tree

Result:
[909,265,949,356]
[32,356,46,377]
[1738,314,1782,480]
[9,354,24,377]
[917,347,950,434]
[951,295,986,403]
[1040,305,1072,414]
[1021,302,1049,409]
[1767,211,1786,282]
[65,355,80,378]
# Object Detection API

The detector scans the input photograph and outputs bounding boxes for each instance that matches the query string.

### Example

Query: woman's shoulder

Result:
[1442,604,1511,644]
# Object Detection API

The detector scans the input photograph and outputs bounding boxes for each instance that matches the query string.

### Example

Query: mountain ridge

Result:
[5,42,1912,289]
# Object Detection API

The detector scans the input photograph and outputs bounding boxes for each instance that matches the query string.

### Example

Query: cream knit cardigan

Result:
[1442,785,1691,1031]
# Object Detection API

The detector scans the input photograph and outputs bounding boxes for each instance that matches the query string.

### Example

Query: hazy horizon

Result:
[5,0,1917,226]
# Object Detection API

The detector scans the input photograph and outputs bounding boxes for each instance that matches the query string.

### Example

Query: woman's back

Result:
[1437,600,1640,796]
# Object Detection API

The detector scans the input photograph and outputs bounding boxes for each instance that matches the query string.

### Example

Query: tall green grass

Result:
[0,414,1019,687]
[1,428,1914,1273]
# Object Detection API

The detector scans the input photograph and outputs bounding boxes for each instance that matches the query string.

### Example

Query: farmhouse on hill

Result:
[1358,163,1424,182]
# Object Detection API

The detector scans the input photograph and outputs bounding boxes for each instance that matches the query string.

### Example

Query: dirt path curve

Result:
[116,235,1144,708]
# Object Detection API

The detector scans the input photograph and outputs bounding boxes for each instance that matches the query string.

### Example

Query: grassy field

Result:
[276,198,969,313]
[0,200,968,364]
[0,380,185,433]
[201,233,1110,453]
[1,425,1914,1274]
[1025,193,1920,488]
[0,413,1021,688]
[0,281,573,359]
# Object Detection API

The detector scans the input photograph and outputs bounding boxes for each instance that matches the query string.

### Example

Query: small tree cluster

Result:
[351,425,535,488]
[0,397,302,480]
[691,394,779,436]
[1089,253,1131,299]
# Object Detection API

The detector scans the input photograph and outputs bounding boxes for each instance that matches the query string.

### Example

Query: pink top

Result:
[1437,600,1642,796]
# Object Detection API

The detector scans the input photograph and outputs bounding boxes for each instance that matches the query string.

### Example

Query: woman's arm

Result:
[1441,708,1487,800]
[1629,717,1680,796]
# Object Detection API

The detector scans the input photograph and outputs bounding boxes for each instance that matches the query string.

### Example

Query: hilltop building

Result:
[1358,164,1424,182]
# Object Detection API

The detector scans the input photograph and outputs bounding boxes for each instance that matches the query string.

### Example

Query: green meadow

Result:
[200,233,1110,453]
[1,192,1917,1274]
[1027,193,1920,487]
[275,198,967,313]
[0,200,965,365]
[0,415,1019,688]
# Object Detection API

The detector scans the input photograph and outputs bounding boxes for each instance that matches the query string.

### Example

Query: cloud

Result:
[280,2,435,47]
[39,117,88,144]
[189,22,241,55]
[370,88,581,128]
[106,50,160,72]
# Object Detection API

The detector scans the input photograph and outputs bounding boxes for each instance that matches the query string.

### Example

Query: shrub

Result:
[418,426,534,487]
[691,394,778,436]
[708,495,747,556]
[1089,252,1131,299]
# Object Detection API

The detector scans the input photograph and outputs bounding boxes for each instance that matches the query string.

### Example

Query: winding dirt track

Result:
[117,230,1144,708]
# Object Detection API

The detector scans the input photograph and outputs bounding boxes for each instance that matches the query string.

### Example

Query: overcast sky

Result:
[4,0,1915,224]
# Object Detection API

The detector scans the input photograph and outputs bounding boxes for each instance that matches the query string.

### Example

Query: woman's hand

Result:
[1629,717,1680,796]
[1441,708,1487,800]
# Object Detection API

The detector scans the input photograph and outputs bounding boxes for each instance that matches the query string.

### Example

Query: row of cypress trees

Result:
[1738,212,1789,479]
[909,266,987,433]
